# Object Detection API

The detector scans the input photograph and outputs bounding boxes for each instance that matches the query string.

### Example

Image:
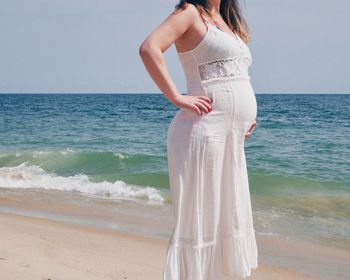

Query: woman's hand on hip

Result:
[172,95,213,116]
[245,120,257,140]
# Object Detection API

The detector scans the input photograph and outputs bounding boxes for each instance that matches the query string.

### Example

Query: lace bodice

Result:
[176,20,252,94]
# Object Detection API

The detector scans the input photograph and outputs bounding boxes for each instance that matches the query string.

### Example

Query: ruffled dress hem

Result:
[163,229,258,280]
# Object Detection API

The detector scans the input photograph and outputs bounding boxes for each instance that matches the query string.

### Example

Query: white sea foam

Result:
[0,162,165,203]
[114,152,127,159]
[59,148,75,155]
[32,150,51,157]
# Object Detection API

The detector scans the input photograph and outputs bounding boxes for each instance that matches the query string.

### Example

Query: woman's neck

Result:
[207,0,221,15]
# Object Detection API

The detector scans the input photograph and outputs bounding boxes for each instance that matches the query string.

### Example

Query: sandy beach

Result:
[0,211,324,280]
[1,189,349,280]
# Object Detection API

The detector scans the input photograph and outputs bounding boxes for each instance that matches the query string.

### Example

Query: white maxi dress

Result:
[163,15,258,280]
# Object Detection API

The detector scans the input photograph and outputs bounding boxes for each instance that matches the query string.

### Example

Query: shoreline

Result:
[0,193,350,279]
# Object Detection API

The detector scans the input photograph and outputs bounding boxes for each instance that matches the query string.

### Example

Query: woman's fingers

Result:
[195,101,210,113]
[197,96,213,112]
[248,121,257,133]
[245,120,258,140]
[182,95,213,116]
[182,99,203,115]
[190,104,202,115]
[248,125,254,133]
[197,96,213,104]
[196,99,212,112]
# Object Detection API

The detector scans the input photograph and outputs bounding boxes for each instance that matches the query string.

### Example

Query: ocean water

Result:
[0,93,349,249]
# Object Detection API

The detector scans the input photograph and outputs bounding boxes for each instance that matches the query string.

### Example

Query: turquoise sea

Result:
[0,93,349,250]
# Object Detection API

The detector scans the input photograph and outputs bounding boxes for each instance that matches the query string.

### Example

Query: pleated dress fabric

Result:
[163,16,258,280]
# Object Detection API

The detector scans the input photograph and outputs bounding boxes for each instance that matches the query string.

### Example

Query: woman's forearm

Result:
[139,44,182,105]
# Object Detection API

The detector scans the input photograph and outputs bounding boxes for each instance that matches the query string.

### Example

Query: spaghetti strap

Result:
[201,13,216,29]
[193,6,216,31]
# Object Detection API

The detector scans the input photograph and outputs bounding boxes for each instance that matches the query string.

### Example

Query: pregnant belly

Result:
[170,79,257,142]
[202,79,257,131]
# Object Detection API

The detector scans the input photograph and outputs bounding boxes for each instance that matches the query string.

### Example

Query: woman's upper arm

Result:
[139,4,198,54]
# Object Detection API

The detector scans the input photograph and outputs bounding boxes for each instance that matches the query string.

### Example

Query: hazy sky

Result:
[0,0,349,94]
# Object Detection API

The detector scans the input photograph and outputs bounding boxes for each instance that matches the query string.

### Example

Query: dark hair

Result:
[175,0,250,43]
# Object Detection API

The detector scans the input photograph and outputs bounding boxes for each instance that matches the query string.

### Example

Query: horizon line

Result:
[1,92,349,95]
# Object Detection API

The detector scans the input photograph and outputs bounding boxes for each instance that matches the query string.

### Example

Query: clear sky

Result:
[0,0,349,94]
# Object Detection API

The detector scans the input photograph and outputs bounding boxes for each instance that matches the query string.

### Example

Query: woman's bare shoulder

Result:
[139,3,203,53]
[172,2,201,20]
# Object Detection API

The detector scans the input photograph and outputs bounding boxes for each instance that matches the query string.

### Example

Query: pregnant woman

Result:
[139,0,258,279]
